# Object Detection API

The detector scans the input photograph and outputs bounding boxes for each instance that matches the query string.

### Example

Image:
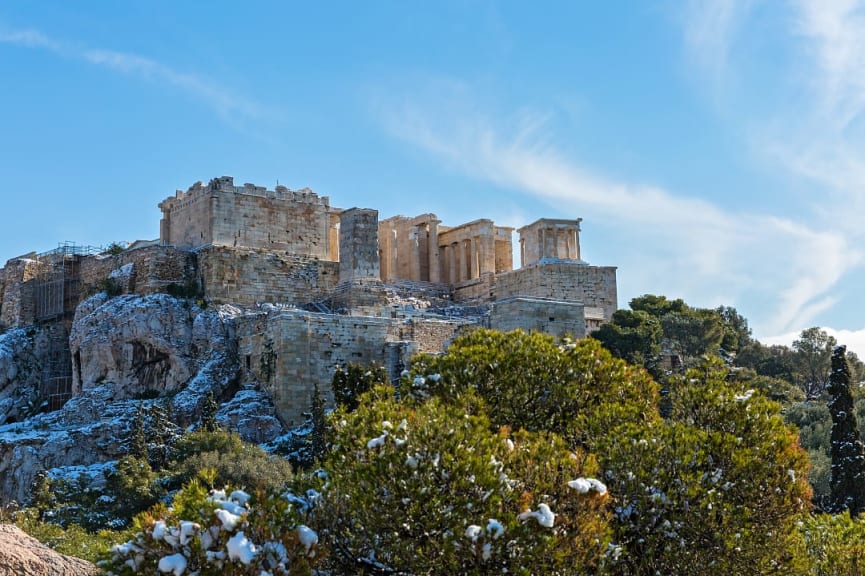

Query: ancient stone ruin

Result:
[0,176,617,425]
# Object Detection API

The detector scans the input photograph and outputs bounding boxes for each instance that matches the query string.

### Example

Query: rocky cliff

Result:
[0,292,290,505]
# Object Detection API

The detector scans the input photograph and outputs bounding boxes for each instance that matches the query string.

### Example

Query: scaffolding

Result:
[31,242,99,410]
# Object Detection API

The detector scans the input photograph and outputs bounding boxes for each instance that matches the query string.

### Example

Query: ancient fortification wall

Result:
[78,245,196,296]
[198,246,339,306]
[489,297,586,338]
[494,263,618,323]
[236,311,412,426]
[236,310,470,425]
[397,317,471,354]
[159,177,338,258]
[0,256,41,327]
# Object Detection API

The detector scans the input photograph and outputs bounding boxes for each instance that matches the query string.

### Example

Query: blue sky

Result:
[2,1,865,352]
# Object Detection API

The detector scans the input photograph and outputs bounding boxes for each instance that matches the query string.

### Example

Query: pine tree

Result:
[827,345,865,515]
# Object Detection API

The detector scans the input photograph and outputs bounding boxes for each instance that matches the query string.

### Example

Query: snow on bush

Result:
[313,385,612,575]
[102,477,317,575]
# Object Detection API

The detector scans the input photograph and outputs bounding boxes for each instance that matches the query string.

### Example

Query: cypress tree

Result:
[201,391,219,432]
[828,345,865,515]
[311,383,327,460]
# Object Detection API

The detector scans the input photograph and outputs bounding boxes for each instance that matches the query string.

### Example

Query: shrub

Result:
[169,429,293,493]
[102,475,317,575]
[313,386,612,575]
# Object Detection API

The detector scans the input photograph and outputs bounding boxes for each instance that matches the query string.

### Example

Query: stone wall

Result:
[159,177,335,258]
[398,317,469,353]
[236,311,412,426]
[78,246,196,297]
[489,297,586,338]
[0,256,41,327]
[494,263,617,322]
[198,246,339,307]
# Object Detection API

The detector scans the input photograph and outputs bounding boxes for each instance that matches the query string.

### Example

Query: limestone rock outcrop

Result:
[0,523,98,575]
[0,385,136,504]
[217,385,285,444]
[0,294,291,505]
[0,328,46,426]
[69,293,235,401]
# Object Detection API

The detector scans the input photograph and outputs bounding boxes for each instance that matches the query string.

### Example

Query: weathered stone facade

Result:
[0,176,618,424]
[197,246,339,306]
[234,309,473,425]
[159,176,339,258]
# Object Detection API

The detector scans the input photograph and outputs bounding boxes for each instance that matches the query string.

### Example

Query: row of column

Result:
[520,226,580,265]
[441,234,495,284]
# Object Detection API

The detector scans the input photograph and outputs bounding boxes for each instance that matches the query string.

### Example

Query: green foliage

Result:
[310,383,326,462]
[827,345,865,515]
[169,429,293,493]
[331,361,387,411]
[103,477,317,575]
[801,513,865,575]
[104,242,126,255]
[27,456,163,531]
[591,309,663,373]
[201,391,219,432]
[132,401,181,471]
[98,277,122,298]
[597,294,728,372]
[315,386,611,575]
[599,358,812,575]
[405,328,813,574]
[405,329,658,452]
[162,278,204,301]
[736,341,798,382]
[106,456,165,524]
[716,305,753,353]
[795,327,837,399]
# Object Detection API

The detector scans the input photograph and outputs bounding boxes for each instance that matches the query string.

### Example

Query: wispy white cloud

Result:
[766,0,865,237]
[679,0,865,342]
[375,84,854,335]
[793,0,865,129]
[681,0,755,99]
[0,25,263,124]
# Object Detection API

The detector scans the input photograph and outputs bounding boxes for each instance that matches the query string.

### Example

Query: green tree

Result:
[200,391,219,432]
[828,345,865,516]
[794,327,837,399]
[716,305,753,354]
[103,474,317,575]
[801,512,865,575]
[600,358,812,575]
[405,329,659,452]
[314,385,611,575]
[736,341,798,383]
[406,328,812,574]
[310,383,326,461]
[591,309,663,373]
